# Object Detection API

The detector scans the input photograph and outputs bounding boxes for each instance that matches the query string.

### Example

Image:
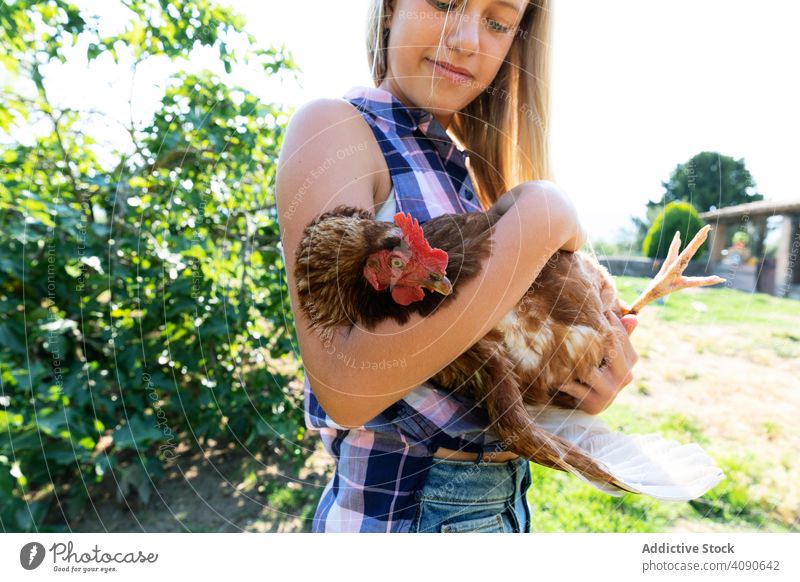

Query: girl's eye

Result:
[427,1,512,35]
[487,19,512,33]
[390,257,405,270]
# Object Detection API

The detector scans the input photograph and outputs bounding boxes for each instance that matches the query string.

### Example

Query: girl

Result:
[276,0,639,533]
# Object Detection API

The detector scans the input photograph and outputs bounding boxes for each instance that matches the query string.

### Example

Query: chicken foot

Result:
[620,225,726,315]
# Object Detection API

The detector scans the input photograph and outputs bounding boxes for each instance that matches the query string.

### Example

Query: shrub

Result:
[642,201,707,260]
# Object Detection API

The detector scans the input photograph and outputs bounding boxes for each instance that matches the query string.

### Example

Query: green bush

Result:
[0,0,305,531]
[642,201,707,260]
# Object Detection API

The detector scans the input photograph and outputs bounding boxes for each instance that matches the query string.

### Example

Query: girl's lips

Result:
[425,58,473,83]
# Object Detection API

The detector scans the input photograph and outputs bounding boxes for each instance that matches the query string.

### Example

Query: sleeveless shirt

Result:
[301,85,507,533]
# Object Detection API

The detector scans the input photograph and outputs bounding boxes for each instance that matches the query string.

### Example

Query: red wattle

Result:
[391,285,425,305]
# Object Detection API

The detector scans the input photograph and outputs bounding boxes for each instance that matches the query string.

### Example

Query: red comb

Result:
[393,211,449,272]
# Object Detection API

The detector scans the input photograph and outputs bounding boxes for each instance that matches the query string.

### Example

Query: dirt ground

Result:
[68,436,332,532]
[615,316,800,530]
[68,312,799,533]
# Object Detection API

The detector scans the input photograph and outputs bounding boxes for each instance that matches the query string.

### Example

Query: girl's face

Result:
[379,0,528,128]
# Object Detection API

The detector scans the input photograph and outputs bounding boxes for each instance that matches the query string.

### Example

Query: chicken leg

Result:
[620,225,726,316]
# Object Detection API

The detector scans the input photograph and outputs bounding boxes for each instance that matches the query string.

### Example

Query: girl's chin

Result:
[410,79,475,110]
[411,93,458,116]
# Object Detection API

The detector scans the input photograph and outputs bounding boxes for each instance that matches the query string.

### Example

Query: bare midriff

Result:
[432,446,520,462]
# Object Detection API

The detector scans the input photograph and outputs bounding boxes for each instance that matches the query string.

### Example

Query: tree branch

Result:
[30,60,95,224]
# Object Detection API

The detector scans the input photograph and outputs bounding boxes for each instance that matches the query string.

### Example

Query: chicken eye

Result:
[390,257,405,270]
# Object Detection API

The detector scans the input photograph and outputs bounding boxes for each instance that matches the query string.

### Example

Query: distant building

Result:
[699,199,800,298]
[596,199,800,300]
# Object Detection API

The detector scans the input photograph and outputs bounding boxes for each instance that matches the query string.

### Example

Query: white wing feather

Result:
[525,404,725,501]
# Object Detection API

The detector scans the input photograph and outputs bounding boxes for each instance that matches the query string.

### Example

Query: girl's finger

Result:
[558,379,592,402]
[585,363,617,397]
[620,314,638,335]
[605,311,638,369]
[559,380,606,415]
[603,313,630,368]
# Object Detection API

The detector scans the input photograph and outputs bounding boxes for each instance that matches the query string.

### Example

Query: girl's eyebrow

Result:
[493,0,525,13]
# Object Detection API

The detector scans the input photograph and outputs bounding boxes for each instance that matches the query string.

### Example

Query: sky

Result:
[29,0,800,242]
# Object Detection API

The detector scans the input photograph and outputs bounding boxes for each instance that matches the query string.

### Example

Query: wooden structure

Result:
[699,199,800,298]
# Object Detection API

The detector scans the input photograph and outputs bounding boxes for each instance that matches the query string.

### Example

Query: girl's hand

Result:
[557,312,639,415]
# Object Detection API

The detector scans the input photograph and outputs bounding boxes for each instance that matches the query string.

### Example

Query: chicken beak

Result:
[425,276,453,296]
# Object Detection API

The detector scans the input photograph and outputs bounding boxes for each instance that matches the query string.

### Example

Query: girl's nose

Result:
[444,11,480,54]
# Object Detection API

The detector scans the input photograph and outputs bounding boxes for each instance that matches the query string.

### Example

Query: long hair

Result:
[365,0,554,208]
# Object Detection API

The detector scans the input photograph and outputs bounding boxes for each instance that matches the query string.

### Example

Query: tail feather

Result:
[478,353,633,490]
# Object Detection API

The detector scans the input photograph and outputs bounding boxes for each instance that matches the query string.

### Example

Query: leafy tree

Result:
[653,151,762,213]
[642,201,708,260]
[630,151,763,251]
[0,0,305,532]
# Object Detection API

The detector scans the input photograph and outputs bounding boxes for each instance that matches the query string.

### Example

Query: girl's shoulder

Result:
[279,97,390,209]
[283,97,382,165]
[287,97,365,130]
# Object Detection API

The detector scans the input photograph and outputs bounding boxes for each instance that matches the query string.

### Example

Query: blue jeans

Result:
[408,455,532,533]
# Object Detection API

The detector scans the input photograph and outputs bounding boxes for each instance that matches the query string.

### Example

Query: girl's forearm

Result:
[316,182,577,427]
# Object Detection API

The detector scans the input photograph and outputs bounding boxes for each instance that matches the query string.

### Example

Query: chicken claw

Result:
[621,225,726,315]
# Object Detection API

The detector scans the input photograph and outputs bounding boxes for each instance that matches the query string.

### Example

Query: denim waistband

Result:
[419,456,529,505]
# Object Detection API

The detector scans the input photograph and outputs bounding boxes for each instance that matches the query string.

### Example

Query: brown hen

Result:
[293,205,724,489]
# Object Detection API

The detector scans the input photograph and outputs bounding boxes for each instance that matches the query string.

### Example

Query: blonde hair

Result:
[366,0,553,208]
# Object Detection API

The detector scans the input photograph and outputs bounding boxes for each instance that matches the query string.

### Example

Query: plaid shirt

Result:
[302,85,506,533]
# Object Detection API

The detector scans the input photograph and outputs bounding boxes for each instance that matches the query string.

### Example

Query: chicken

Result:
[294,204,725,492]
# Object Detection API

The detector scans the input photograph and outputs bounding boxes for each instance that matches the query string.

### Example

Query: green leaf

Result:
[77,436,95,450]
[37,411,69,436]
[64,262,83,277]
[112,416,163,450]
[0,324,26,354]
[0,411,24,431]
